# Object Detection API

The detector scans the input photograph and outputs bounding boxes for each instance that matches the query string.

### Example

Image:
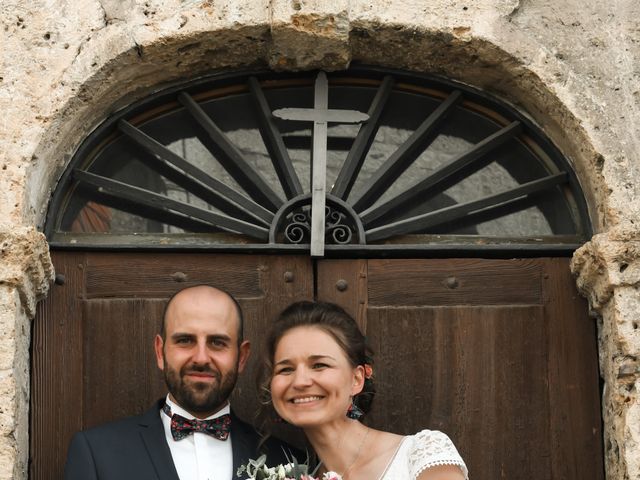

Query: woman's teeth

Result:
[292,396,322,404]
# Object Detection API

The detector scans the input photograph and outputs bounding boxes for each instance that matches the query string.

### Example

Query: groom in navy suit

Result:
[65,285,294,480]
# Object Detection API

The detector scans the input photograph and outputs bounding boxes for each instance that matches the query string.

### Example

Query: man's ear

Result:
[154,334,165,371]
[237,340,251,373]
[351,365,365,396]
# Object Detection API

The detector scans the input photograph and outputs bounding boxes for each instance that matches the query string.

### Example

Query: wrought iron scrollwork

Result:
[282,206,354,245]
[270,194,365,246]
[326,208,353,245]
[284,212,311,244]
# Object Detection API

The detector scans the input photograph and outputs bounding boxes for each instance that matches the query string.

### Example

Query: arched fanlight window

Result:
[46,67,590,256]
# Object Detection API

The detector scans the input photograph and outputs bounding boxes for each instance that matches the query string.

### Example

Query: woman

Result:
[259,301,468,480]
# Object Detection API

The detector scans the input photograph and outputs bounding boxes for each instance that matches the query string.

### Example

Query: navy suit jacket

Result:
[64,400,297,480]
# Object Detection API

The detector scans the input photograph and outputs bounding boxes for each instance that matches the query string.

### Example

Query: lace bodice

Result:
[380,430,468,480]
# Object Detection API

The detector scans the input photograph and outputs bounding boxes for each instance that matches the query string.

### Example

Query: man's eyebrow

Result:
[170,332,233,341]
[207,334,232,341]
[170,332,195,339]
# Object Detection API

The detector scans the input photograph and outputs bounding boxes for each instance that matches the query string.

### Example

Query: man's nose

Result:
[191,341,210,363]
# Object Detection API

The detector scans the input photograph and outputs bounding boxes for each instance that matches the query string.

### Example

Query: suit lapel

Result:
[231,412,257,478]
[139,401,181,480]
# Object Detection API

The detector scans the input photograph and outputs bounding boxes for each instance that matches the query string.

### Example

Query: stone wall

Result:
[0,228,52,477]
[1,0,639,478]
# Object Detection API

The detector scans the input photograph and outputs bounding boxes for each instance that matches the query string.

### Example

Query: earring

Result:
[346,400,364,420]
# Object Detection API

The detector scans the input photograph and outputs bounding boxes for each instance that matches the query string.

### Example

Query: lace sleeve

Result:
[408,430,469,480]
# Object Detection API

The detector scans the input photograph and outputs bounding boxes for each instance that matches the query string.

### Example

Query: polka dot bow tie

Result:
[162,403,231,441]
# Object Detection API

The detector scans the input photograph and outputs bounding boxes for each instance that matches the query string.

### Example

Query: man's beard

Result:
[163,360,238,415]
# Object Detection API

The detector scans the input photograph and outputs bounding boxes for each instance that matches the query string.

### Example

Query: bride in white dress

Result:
[260,301,468,480]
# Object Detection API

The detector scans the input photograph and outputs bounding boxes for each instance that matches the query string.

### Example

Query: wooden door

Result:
[316,258,603,480]
[31,253,603,480]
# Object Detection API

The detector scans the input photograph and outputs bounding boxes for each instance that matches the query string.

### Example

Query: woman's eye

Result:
[275,367,293,375]
[312,363,328,369]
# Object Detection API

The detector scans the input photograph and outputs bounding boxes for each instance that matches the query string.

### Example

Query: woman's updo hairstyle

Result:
[260,300,375,419]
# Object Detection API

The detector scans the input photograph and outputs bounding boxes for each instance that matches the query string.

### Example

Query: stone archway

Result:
[2,1,639,479]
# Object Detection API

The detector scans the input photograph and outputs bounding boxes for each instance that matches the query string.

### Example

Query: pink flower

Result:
[322,472,342,480]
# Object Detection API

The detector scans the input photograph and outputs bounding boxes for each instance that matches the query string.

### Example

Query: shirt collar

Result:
[164,394,231,421]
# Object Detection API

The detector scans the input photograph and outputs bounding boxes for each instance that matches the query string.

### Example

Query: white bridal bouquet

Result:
[237,454,341,480]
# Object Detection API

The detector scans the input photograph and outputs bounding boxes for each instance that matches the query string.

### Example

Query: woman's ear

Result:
[352,365,365,395]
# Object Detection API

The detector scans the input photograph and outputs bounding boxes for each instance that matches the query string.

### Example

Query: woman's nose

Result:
[291,367,312,388]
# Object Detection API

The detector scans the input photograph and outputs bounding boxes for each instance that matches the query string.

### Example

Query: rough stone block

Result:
[269,0,351,71]
[0,226,53,319]
[0,289,18,372]
[0,286,29,479]
[572,229,640,313]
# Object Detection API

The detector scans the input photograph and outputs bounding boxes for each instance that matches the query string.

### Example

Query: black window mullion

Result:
[361,120,523,226]
[178,92,283,211]
[74,170,269,240]
[429,195,547,235]
[366,172,568,242]
[118,120,273,226]
[248,77,303,199]
[331,75,395,199]
[78,188,222,233]
[351,90,463,212]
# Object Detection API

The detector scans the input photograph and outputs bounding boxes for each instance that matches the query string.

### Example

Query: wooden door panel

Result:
[316,257,603,480]
[367,258,543,306]
[365,305,550,479]
[84,253,265,299]
[82,299,165,428]
[31,252,313,480]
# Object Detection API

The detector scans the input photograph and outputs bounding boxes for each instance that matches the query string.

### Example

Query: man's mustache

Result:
[181,364,221,378]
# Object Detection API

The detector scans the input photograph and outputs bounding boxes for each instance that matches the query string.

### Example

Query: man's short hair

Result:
[160,285,244,344]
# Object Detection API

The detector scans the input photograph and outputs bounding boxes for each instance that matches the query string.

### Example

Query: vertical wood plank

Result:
[543,258,604,480]
[82,299,166,428]
[30,252,85,480]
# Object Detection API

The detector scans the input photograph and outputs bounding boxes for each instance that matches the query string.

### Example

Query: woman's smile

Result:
[290,395,325,404]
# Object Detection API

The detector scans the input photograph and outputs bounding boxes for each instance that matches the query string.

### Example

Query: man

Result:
[65,285,295,480]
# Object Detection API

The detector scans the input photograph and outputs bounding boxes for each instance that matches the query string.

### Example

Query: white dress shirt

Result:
[160,395,234,480]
